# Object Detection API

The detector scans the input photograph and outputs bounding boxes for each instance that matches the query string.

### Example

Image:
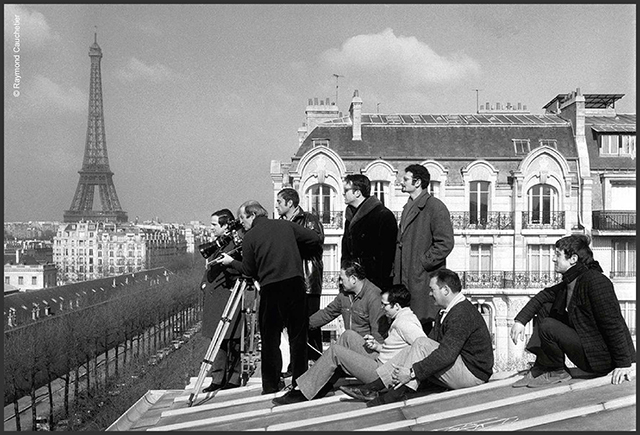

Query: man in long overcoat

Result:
[393,164,454,333]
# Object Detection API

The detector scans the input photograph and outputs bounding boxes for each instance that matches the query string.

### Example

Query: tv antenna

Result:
[472,89,482,113]
[333,74,344,106]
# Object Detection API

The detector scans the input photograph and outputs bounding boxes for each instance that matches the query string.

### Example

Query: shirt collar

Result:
[440,292,466,322]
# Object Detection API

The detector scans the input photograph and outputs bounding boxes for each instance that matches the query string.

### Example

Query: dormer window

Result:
[539,139,557,149]
[312,138,329,148]
[600,134,636,157]
[513,139,530,155]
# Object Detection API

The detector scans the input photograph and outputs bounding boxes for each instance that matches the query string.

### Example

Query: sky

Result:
[4,4,636,224]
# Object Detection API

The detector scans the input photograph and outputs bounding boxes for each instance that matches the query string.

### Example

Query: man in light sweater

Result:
[341,268,494,407]
[272,284,425,405]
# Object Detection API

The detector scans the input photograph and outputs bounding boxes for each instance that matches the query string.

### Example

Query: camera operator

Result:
[217,200,323,394]
[199,209,243,392]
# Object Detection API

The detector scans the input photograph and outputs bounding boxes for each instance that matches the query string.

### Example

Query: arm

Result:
[422,201,454,271]
[378,210,399,280]
[514,282,564,327]
[309,295,342,329]
[367,291,386,343]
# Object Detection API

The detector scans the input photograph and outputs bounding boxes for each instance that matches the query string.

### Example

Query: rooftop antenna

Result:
[376,102,381,113]
[333,73,344,106]
[472,89,482,113]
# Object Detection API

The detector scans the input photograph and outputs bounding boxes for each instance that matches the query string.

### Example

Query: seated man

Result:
[272,284,425,405]
[510,234,636,388]
[309,259,388,344]
[341,268,494,407]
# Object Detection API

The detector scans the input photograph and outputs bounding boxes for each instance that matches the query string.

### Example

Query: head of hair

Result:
[344,174,371,197]
[340,258,366,280]
[384,284,411,308]
[430,268,462,294]
[277,188,300,207]
[405,164,431,189]
[555,234,594,265]
[211,208,234,226]
[239,200,268,218]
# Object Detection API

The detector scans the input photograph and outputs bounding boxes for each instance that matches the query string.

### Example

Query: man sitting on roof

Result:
[340,268,494,407]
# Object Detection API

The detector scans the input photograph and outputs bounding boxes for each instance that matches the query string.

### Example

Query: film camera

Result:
[198,218,244,259]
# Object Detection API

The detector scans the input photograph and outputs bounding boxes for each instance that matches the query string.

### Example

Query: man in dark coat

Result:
[200,208,243,392]
[218,200,322,394]
[341,174,398,292]
[394,164,454,334]
[511,234,636,387]
[276,187,325,369]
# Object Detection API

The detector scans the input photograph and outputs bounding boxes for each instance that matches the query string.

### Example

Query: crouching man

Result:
[341,268,494,407]
[272,284,425,405]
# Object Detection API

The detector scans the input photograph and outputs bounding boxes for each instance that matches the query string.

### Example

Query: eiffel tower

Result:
[64,33,128,223]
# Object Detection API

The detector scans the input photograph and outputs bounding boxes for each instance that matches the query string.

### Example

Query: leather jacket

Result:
[285,207,325,295]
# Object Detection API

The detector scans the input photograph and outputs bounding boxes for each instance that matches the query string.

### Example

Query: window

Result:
[18,276,24,285]
[470,181,490,225]
[8,308,17,327]
[307,184,335,225]
[32,276,37,285]
[470,244,492,272]
[619,301,636,335]
[600,134,636,156]
[429,181,441,198]
[371,181,389,205]
[527,244,555,283]
[621,135,636,156]
[4,277,9,285]
[312,139,329,147]
[32,304,39,320]
[513,139,530,155]
[612,238,636,278]
[539,139,558,149]
[527,184,558,224]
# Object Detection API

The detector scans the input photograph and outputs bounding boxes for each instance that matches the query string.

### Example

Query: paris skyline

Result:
[4,4,636,224]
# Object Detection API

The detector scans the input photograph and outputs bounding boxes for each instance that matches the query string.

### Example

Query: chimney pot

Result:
[326,98,330,105]
[517,102,522,110]
[480,104,484,110]
[523,105,527,111]
[308,98,313,105]
[496,102,501,110]
[314,97,318,105]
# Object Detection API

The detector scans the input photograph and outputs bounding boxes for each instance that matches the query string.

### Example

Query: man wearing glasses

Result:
[272,284,425,405]
[394,164,454,334]
[342,174,398,291]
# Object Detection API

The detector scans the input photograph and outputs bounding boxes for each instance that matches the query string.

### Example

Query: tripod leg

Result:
[188,279,247,406]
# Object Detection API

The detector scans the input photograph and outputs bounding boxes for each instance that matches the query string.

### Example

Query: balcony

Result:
[317,211,344,230]
[592,211,636,231]
[610,270,636,279]
[451,212,515,230]
[461,271,561,289]
[522,211,565,230]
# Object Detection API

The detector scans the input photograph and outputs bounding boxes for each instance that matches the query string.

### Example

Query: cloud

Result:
[3,4,59,47]
[116,57,174,83]
[320,28,480,88]
[5,75,86,120]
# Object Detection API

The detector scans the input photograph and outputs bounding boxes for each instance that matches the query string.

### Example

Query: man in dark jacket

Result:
[217,200,322,394]
[510,234,636,388]
[276,188,325,366]
[342,174,398,291]
[394,164,454,334]
[340,268,493,407]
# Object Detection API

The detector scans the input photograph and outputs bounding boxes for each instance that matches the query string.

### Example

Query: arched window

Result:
[527,184,558,225]
[470,181,490,225]
[371,181,389,205]
[307,184,336,225]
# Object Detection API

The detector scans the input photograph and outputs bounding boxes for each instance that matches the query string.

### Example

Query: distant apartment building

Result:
[4,250,57,291]
[271,88,636,365]
[53,221,187,284]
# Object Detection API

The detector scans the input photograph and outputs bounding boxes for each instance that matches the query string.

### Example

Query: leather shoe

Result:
[202,383,223,393]
[272,389,307,406]
[221,382,240,390]
[339,385,379,402]
[366,385,408,407]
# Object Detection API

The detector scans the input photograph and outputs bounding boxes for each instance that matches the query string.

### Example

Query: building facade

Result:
[271,88,636,368]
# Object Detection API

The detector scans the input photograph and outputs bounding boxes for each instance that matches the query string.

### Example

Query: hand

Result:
[363,334,379,351]
[510,321,526,345]
[216,253,233,266]
[391,363,412,387]
[611,364,635,385]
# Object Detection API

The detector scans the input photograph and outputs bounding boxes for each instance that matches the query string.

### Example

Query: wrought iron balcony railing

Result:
[610,270,636,279]
[521,211,565,230]
[316,211,344,230]
[592,211,636,231]
[450,212,515,230]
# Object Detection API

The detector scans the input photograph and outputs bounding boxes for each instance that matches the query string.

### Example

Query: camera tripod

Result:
[188,276,260,407]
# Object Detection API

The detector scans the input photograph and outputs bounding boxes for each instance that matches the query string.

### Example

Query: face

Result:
[381,293,400,319]
[275,195,293,217]
[429,277,448,309]
[210,215,227,238]
[400,171,419,194]
[339,269,357,293]
[238,207,255,231]
[343,182,358,206]
[553,249,576,274]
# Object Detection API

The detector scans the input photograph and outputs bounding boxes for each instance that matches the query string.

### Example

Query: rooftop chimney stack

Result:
[349,90,363,141]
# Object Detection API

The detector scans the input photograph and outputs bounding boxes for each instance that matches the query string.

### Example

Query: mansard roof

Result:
[585,114,636,171]
[295,113,577,161]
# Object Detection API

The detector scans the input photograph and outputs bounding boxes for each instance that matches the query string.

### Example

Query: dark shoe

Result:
[339,385,380,402]
[221,382,240,390]
[366,385,409,407]
[527,368,571,388]
[272,389,307,406]
[202,383,223,393]
[262,378,286,395]
[512,365,545,388]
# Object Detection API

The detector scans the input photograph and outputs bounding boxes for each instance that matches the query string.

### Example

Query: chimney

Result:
[16,249,20,264]
[349,90,363,141]
[517,102,522,110]
[496,102,501,110]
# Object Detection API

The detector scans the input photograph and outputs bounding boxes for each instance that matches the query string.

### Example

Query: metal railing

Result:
[450,212,515,230]
[317,211,344,230]
[592,211,636,231]
[522,211,565,230]
[610,270,636,279]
